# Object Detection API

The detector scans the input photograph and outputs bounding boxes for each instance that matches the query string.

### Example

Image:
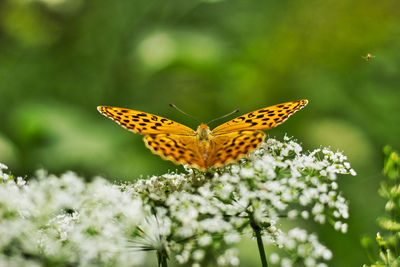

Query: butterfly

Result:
[362,53,375,61]
[98,100,308,171]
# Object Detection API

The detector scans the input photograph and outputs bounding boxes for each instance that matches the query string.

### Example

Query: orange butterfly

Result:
[98,100,308,171]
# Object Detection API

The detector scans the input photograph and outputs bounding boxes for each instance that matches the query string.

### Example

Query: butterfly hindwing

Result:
[207,130,266,168]
[212,100,308,135]
[143,134,206,170]
[98,106,195,135]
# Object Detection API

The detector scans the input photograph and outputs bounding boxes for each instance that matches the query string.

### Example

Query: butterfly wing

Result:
[206,130,266,168]
[143,134,206,170]
[211,100,308,135]
[98,106,195,135]
[144,131,266,170]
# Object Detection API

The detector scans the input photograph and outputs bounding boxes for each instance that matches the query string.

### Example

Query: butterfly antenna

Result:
[169,104,201,124]
[207,109,239,126]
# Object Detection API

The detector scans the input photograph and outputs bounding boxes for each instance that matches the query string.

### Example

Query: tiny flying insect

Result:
[362,53,375,61]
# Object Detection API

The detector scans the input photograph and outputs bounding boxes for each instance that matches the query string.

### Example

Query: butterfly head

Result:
[196,124,212,141]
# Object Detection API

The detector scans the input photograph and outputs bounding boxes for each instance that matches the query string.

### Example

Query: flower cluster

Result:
[129,136,355,266]
[0,137,355,266]
[0,165,145,267]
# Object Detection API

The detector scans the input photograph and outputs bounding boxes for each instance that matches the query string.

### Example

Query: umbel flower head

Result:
[130,136,355,266]
[0,137,355,266]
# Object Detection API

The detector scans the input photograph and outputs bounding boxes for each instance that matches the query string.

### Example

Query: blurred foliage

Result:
[0,0,399,265]
[362,147,400,267]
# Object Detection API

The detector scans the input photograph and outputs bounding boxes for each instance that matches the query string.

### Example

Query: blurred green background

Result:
[0,0,399,265]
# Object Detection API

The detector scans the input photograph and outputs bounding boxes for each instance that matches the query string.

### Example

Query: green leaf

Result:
[377,218,400,231]
[383,146,400,180]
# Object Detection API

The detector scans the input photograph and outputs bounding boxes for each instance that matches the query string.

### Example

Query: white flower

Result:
[281,258,293,267]
[240,168,255,178]
[193,249,205,261]
[334,221,342,231]
[314,214,326,224]
[224,231,241,244]
[198,235,212,246]
[284,238,296,250]
[270,253,280,264]
[288,210,298,219]
[301,210,310,219]
[340,223,348,233]
[312,203,324,214]
[305,257,316,266]
[217,248,239,266]
[331,182,338,190]
[289,228,307,242]
[322,249,332,260]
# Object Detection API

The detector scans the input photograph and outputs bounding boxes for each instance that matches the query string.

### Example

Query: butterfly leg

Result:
[191,168,204,180]
[191,168,196,179]
[205,171,214,179]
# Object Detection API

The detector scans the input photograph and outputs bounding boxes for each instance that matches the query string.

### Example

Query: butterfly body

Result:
[195,124,213,162]
[197,124,212,141]
[98,100,308,171]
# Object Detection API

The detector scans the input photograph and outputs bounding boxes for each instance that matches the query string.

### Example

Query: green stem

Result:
[157,249,168,267]
[250,215,268,267]
[254,226,268,267]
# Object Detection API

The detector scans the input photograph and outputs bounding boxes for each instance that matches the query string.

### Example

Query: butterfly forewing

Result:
[143,134,206,170]
[211,100,308,135]
[98,106,195,135]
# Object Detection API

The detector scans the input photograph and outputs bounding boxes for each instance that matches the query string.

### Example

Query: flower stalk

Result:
[157,249,168,267]
[249,213,269,267]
